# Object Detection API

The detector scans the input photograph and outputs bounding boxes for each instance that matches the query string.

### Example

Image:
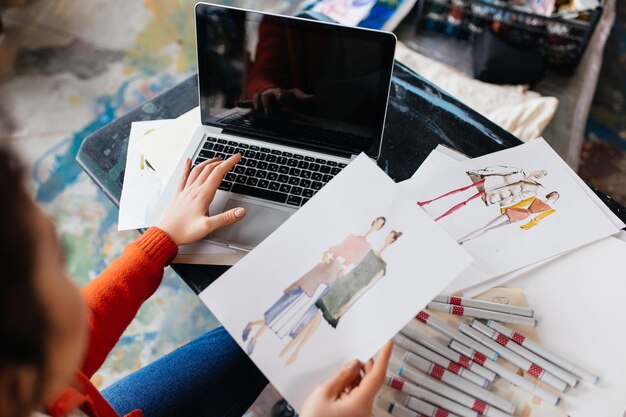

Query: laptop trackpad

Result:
[212,199,291,249]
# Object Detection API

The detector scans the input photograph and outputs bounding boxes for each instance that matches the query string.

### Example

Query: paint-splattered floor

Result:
[0,1,302,413]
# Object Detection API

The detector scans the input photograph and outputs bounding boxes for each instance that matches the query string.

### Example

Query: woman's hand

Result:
[158,154,245,246]
[236,88,314,115]
[300,341,393,417]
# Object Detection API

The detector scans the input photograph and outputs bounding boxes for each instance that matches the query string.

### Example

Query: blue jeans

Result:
[102,327,268,417]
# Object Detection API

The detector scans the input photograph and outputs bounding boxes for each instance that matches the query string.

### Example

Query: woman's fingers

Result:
[322,359,363,398]
[185,157,219,188]
[204,207,247,232]
[261,89,281,114]
[352,341,393,401]
[193,159,224,188]
[203,153,241,191]
[177,158,192,192]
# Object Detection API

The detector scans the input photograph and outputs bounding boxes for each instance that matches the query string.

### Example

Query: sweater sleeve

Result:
[247,19,289,97]
[79,227,178,378]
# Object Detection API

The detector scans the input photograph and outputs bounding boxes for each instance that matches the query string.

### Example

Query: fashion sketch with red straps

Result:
[417,165,559,243]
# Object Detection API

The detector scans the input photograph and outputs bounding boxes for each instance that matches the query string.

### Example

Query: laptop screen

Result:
[195,3,396,159]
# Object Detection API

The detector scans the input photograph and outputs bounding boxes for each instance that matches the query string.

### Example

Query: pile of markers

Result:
[383,296,599,417]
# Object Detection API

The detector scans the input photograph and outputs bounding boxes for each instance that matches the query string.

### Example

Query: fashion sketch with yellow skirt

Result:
[279,230,402,366]
[241,217,387,356]
[418,166,548,221]
[458,191,559,244]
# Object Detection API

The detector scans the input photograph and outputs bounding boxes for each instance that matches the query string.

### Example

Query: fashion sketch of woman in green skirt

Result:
[279,230,402,366]
[241,217,387,356]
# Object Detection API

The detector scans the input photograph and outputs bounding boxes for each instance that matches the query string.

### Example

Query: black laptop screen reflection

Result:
[197,6,395,158]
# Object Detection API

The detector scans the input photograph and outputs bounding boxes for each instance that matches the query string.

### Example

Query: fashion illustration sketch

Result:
[417,166,548,221]
[457,191,560,244]
[279,229,402,366]
[241,217,387,358]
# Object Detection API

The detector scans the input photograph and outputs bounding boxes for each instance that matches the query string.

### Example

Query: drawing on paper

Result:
[417,165,559,243]
[458,191,559,244]
[241,217,402,365]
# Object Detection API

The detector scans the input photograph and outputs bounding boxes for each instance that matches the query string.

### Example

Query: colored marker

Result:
[403,352,516,414]
[471,321,578,388]
[487,320,600,385]
[394,334,491,388]
[433,295,534,317]
[449,340,560,405]
[386,401,430,417]
[386,376,479,417]
[427,302,537,327]
[459,324,568,392]
[405,396,460,417]
[397,366,514,417]
[402,326,496,382]
[415,311,498,361]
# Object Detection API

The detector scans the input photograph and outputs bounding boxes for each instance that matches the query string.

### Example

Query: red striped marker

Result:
[402,352,516,414]
[396,366,514,417]
[415,311,498,361]
[385,376,479,417]
[394,334,491,388]
[433,295,534,317]
[471,321,578,387]
[401,327,496,382]
[487,320,599,385]
[459,324,567,392]
[385,401,431,417]
[405,396,460,417]
[427,302,536,327]
[448,340,560,405]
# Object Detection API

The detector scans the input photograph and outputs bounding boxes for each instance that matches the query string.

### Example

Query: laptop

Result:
[151,3,397,251]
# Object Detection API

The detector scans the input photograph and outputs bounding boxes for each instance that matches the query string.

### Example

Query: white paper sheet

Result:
[413,143,625,231]
[136,107,214,183]
[400,139,621,290]
[118,120,171,231]
[409,143,625,295]
[508,236,626,417]
[200,154,473,412]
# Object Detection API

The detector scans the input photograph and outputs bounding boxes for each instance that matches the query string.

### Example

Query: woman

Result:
[242,217,386,355]
[418,166,548,221]
[0,146,391,417]
[457,191,559,244]
[316,230,403,328]
[279,231,402,366]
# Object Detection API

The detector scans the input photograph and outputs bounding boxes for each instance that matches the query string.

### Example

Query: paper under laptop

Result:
[135,107,205,184]
[119,119,244,265]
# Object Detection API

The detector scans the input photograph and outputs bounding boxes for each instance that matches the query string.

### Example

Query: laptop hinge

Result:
[205,125,224,134]
[217,126,356,160]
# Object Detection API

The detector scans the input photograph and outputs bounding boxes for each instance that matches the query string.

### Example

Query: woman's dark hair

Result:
[545,191,559,202]
[0,146,49,416]
[389,230,403,243]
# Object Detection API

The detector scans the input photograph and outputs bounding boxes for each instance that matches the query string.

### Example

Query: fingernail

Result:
[234,208,246,218]
[346,359,360,371]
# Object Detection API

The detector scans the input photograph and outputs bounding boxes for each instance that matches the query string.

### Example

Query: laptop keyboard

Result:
[192,136,347,207]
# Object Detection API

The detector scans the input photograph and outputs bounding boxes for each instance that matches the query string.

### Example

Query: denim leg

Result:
[101,327,268,417]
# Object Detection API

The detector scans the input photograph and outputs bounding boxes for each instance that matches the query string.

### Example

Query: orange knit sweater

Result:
[47,227,179,417]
